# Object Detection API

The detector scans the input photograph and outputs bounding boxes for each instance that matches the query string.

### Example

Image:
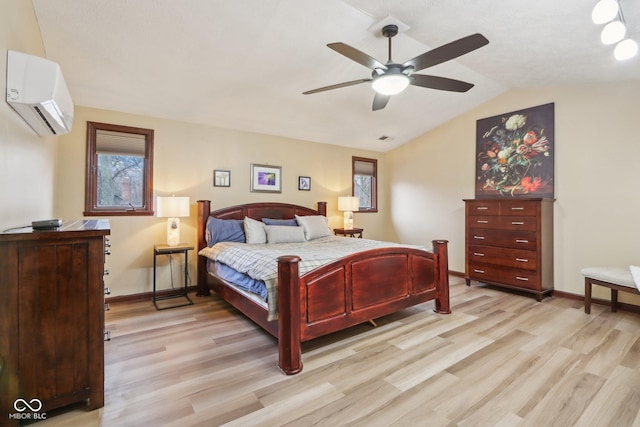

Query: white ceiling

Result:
[32,0,640,152]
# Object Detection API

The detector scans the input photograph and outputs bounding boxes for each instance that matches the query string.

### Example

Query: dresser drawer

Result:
[468,245,538,270]
[469,216,538,231]
[466,201,499,216]
[467,229,537,250]
[499,200,538,216]
[467,262,540,290]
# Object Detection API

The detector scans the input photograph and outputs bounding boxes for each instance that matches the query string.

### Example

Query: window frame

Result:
[84,121,154,216]
[352,156,378,213]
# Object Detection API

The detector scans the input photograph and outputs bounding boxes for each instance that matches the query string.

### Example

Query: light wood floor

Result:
[38,276,640,426]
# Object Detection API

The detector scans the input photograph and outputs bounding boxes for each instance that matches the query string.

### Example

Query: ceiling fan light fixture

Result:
[372,73,410,95]
[592,0,619,24]
[600,20,626,45]
[614,38,638,60]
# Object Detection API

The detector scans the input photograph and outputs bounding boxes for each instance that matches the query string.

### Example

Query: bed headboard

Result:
[196,200,327,295]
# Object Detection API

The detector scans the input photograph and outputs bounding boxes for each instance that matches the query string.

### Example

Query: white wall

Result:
[0,0,57,231]
[55,106,387,297]
[387,80,640,305]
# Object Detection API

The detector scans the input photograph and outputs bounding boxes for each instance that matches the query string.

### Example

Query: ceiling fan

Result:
[303,25,489,111]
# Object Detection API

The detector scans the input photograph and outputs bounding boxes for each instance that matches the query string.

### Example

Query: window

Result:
[84,122,154,216]
[352,156,377,212]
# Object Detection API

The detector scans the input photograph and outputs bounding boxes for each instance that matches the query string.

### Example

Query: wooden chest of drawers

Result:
[464,198,554,300]
[0,220,110,422]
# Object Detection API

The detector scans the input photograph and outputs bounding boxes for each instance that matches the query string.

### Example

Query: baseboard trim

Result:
[106,286,198,304]
[553,289,640,314]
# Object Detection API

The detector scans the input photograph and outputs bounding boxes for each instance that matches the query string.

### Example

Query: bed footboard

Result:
[276,240,450,375]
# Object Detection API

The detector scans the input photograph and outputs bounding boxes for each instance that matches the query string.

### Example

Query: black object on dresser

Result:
[464,198,554,301]
[0,220,110,422]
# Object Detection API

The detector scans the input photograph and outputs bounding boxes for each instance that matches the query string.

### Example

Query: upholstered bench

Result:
[581,267,640,314]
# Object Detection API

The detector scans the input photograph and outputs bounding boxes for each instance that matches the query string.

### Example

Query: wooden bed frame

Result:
[196,200,450,375]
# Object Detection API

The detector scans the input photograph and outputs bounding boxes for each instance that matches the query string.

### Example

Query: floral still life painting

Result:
[475,103,554,198]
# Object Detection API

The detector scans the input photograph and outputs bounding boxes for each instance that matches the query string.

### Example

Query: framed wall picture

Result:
[475,102,555,198]
[213,170,231,187]
[298,176,311,191]
[250,164,282,193]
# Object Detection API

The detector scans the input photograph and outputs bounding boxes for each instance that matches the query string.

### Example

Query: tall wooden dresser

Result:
[464,198,553,301]
[0,220,110,422]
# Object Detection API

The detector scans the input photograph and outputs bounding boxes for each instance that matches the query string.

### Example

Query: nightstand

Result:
[153,244,194,310]
[333,228,364,238]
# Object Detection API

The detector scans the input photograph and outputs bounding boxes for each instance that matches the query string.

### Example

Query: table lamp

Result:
[156,196,190,246]
[338,196,359,230]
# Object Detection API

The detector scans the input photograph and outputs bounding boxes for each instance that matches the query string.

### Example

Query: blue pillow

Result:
[205,217,245,246]
[261,218,298,226]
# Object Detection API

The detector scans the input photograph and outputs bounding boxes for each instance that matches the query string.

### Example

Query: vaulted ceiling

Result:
[32,0,640,151]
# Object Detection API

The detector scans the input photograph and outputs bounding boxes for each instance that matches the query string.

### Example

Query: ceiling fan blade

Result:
[372,93,390,111]
[303,78,371,95]
[328,42,387,70]
[403,33,489,72]
[410,74,474,92]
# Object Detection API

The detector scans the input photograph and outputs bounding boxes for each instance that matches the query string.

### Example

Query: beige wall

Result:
[4,0,639,305]
[386,80,640,305]
[55,106,387,296]
[0,0,57,231]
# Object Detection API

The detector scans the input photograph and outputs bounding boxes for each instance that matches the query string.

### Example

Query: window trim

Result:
[84,121,154,216]
[352,156,378,213]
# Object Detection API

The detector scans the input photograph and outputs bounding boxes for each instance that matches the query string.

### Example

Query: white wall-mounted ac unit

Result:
[6,50,74,136]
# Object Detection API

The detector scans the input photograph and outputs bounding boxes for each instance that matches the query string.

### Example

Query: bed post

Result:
[196,200,211,296]
[432,240,451,314]
[277,255,303,375]
[317,201,327,216]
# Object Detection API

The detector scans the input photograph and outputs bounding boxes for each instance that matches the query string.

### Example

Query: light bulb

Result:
[592,0,620,25]
[600,20,626,45]
[614,39,638,60]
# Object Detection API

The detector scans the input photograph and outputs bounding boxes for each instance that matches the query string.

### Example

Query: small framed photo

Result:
[213,170,230,187]
[298,176,311,191]
[250,164,282,193]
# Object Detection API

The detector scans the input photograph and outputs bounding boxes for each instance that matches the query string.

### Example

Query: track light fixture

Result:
[592,0,637,60]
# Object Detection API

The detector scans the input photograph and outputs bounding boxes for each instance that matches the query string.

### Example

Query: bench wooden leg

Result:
[584,278,592,314]
[611,289,618,312]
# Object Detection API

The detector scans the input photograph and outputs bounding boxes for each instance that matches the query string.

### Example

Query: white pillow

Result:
[265,225,306,244]
[244,216,266,244]
[295,214,331,240]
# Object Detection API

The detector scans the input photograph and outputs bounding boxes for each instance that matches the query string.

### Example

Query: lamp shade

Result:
[601,20,626,45]
[338,196,360,212]
[156,196,190,218]
[592,0,619,25]
[615,38,639,60]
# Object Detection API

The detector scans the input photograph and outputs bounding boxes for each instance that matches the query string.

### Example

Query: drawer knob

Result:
[473,269,486,274]
[511,207,524,210]
[511,221,524,225]
[515,239,529,243]
[476,207,489,210]
[473,252,485,257]
[473,236,485,240]
[515,258,529,263]
[516,276,529,281]
[477,220,489,224]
